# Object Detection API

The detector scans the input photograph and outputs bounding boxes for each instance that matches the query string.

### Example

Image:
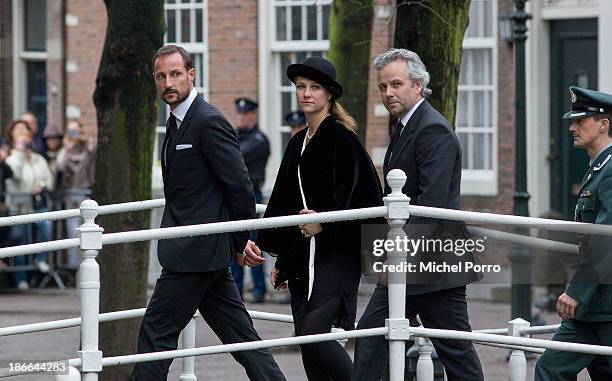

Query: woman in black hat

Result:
[251,56,383,380]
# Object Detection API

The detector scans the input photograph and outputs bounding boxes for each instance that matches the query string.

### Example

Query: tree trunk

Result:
[92,1,164,379]
[328,0,374,141]
[394,0,471,127]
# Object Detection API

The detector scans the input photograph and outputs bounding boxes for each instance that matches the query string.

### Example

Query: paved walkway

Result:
[0,287,591,380]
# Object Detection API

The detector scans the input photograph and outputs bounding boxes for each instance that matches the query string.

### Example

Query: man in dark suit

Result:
[352,49,483,381]
[130,45,285,381]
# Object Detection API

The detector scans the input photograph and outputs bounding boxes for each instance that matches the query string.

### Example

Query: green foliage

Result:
[328,0,374,141]
[394,0,471,126]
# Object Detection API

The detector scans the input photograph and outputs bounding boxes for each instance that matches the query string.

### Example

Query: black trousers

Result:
[289,281,353,381]
[130,268,285,381]
[352,286,483,381]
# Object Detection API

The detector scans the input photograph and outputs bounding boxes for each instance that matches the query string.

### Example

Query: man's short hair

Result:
[373,48,432,98]
[593,114,612,137]
[152,44,193,71]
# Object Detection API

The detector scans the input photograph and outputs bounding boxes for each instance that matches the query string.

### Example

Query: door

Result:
[550,19,597,219]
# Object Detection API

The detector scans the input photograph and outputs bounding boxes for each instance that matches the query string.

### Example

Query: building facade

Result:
[1,0,611,227]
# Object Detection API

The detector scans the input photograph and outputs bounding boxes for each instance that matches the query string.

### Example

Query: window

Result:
[13,0,48,132]
[153,0,208,174]
[456,0,498,195]
[270,1,332,152]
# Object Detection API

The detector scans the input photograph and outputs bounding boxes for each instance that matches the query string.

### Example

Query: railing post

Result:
[179,316,197,381]
[416,337,435,381]
[78,200,104,381]
[508,318,530,381]
[384,169,411,381]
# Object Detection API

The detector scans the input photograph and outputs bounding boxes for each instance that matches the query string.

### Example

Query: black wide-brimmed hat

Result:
[286,56,343,100]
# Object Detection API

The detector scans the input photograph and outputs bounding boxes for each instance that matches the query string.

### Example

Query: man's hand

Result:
[299,209,322,238]
[238,240,266,267]
[556,292,579,320]
[270,267,287,290]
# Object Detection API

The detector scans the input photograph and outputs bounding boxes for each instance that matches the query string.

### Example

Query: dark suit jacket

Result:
[158,94,255,272]
[383,100,480,295]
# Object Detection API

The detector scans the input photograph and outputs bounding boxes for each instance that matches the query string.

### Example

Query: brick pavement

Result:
[0,288,592,380]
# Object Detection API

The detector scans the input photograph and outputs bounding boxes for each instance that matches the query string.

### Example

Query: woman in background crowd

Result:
[6,127,54,289]
[56,119,96,268]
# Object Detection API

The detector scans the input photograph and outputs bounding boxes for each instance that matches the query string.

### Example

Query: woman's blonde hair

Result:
[330,101,357,132]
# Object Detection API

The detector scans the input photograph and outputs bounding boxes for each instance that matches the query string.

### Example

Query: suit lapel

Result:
[387,100,430,169]
[165,94,204,169]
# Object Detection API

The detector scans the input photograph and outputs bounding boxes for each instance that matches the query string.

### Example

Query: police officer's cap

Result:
[563,86,612,119]
[235,98,258,113]
[284,111,306,127]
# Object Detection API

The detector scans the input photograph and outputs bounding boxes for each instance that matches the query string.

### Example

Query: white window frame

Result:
[260,0,331,185]
[457,0,498,195]
[12,0,48,119]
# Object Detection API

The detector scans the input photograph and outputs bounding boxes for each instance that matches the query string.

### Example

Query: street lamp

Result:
[498,10,513,43]
[508,0,533,322]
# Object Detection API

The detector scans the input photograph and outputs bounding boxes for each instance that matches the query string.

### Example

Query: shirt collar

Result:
[170,88,198,123]
[399,98,425,128]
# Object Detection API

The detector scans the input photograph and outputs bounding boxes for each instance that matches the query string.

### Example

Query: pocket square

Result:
[176,144,193,150]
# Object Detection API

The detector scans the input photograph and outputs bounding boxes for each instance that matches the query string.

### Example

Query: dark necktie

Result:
[388,121,404,162]
[166,113,178,164]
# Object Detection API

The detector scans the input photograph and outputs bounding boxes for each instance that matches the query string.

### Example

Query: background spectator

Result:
[0,144,13,271]
[20,112,46,156]
[42,125,64,187]
[6,129,55,289]
[56,119,96,268]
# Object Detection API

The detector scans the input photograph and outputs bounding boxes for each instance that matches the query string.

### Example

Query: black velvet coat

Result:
[257,116,383,329]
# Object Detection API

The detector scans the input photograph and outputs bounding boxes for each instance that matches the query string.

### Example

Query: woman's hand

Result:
[270,267,287,289]
[299,209,322,238]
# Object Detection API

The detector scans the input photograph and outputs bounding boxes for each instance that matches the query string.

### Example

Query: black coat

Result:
[383,100,481,295]
[158,94,255,272]
[257,116,383,329]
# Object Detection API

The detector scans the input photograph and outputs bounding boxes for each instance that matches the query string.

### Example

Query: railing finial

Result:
[79,199,99,227]
[387,169,407,197]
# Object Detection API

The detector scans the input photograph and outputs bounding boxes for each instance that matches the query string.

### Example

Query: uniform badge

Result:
[570,89,577,103]
[579,190,592,198]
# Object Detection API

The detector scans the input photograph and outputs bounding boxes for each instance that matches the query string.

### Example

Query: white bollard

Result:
[78,200,104,381]
[508,318,530,381]
[384,169,411,381]
[179,317,197,381]
[416,337,435,381]
[55,366,81,381]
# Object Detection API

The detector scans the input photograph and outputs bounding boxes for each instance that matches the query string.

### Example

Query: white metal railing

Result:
[0,169,610,381]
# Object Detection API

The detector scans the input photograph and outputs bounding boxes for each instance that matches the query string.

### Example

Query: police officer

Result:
[284,110,306,138]
[535,86,612,380]
[231,98,270,303]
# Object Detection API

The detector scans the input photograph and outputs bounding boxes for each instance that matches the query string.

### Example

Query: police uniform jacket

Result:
[567,145,612,321]
[236,125,270,187]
